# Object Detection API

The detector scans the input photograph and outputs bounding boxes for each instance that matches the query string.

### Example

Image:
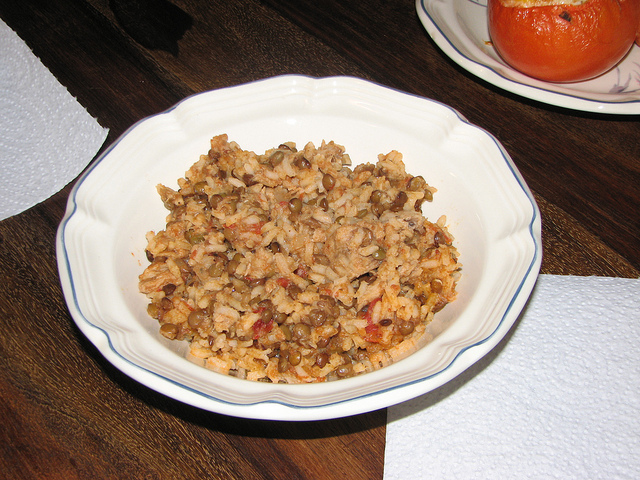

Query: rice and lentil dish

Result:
[139,134,460,383]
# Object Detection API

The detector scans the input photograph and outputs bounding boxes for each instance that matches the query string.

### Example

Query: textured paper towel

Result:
[385,274,640,480]
[0,19,108,221]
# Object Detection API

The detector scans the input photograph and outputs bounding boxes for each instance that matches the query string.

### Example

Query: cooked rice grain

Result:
[139,134,460,383]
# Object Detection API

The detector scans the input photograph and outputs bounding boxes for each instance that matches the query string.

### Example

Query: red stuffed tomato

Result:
[488,0,640,83]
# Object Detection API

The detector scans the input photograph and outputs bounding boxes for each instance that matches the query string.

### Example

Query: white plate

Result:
[416,0,640,114]
[56,75,541,421]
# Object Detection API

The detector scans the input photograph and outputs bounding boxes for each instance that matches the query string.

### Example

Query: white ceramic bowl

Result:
[57,75,542,421]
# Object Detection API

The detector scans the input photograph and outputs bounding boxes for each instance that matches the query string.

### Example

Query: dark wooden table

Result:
[1,1,638,479]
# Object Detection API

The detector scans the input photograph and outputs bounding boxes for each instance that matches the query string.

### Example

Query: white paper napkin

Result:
[385,274,640,480]
[0,19,108,221]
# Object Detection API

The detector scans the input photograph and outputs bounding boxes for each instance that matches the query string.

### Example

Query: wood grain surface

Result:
[1,1,638,479]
